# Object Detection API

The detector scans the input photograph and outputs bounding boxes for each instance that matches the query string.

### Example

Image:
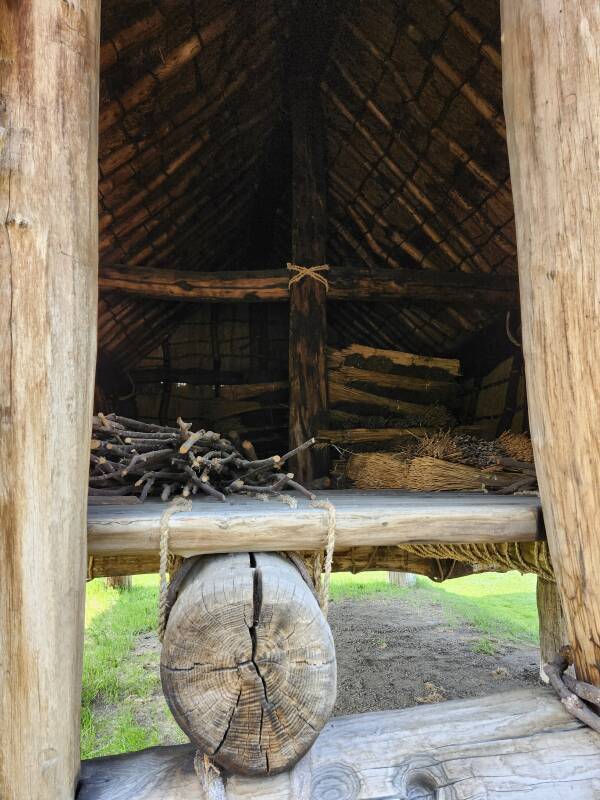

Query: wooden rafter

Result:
[99,264,518,306]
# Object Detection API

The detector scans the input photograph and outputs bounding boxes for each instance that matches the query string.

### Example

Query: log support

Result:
[537,577,569,683]
[502,0,600,684]
[160,552,336,776]
[79,687,600,799]
[0,1,100,797]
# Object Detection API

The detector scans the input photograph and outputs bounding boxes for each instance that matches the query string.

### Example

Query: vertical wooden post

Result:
[0,2,100,798]
[537,578,568,683]
[502,0,600,683]
[288,2,330,483]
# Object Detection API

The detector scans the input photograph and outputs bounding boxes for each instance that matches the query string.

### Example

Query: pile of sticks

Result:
[90,413,316,502]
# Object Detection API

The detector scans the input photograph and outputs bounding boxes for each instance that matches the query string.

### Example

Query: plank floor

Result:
[87,490,543,558]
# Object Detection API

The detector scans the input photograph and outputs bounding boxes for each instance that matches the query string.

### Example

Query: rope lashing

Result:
[158,496,192,642]
[287,262,330,291]
[311,498,337,615]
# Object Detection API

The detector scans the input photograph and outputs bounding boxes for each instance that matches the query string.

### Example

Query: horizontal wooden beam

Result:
[79,688,597,799]
[100,265,519,306]
[87,491,543,559]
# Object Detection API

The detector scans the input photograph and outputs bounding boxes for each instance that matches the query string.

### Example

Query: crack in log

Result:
[212,685,242,757]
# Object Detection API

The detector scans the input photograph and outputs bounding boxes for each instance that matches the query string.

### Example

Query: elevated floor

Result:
[87,490,543,559]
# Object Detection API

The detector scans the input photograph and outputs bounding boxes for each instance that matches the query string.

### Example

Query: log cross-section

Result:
[160,552,336,775]
[0,1,100,797]
[502,0,600,684]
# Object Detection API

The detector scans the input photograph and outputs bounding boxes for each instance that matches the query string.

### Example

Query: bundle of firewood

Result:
[90,413,315,502]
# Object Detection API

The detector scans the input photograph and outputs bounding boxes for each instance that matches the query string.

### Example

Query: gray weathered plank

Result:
[79,687,600,799]
[87,490,543,558]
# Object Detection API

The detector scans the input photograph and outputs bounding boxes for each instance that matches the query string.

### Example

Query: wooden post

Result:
[288,2,331,483]
[502,0,600,683]
[160,553,336,775]
[0,1,100,798]
[537,578,569,683]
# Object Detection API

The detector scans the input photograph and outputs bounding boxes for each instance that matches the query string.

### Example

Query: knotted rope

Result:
[310,498,337,615]
[545,647,600,733]
[158,496,192,642]
[287,262,330,291]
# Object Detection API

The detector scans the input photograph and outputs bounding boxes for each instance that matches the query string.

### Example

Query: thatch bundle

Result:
[345,430,536,493]
[498,431,535,463]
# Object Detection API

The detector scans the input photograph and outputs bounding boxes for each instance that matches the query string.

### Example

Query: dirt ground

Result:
[131,589,541,744]
[328,594,540,716]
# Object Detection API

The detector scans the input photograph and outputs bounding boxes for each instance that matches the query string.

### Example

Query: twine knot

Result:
[287,262,330,291]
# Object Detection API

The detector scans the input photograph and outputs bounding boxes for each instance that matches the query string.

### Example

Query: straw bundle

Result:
[406,457,517,492]
[498,431,534,463]
[346,453,410,489]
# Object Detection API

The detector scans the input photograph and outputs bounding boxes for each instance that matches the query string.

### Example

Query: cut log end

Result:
[160,552,336,776]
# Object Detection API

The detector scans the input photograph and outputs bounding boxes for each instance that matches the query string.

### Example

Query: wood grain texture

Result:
[538,577,569,683]
[79,687,600,799]
[0,2,99,798]
[87,491,543,558]
[161,553,336,776]
[99,264,518,306]
[502,0,600,683]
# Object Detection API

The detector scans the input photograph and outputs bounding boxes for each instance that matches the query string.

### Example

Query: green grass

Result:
[329,570,539,643]
[82,575,185,759]
[82,569,538,758]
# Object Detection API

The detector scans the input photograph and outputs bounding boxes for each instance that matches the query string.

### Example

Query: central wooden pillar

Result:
[288,2,330,483]
[0,1,100,798]
[502,0,600,683]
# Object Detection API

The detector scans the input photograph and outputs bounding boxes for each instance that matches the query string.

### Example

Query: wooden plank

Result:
[87,491,543,558]
[78,687,600,799]
[99,264,518,306]
[328,344,461,376]
[0,0,100,797]
[502,0,600,683]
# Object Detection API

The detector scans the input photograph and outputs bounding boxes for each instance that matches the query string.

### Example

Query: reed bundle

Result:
[498,431,534,463]
[344,430,537,493]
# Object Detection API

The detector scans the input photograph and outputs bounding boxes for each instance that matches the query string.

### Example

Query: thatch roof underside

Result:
[98,0,513,372]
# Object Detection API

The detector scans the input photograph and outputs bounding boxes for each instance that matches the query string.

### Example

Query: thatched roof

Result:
[98,0,513,373]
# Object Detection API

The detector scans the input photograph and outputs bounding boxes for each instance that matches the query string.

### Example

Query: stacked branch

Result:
[90,413,316,502]
[322,345,459,452]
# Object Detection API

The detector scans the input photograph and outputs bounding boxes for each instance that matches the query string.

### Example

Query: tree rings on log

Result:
[160,552,337,776]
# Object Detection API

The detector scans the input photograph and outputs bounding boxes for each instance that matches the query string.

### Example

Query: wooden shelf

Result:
[79,687,600,799]
[88,490,543,558]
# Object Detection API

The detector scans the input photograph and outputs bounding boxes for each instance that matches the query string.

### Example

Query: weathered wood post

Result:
[288,1,333,484]
[161,553,336,775]
[0,2,100,798]
[502,0,600,683]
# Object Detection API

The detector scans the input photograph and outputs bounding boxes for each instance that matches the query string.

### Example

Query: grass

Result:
[82,569,538,758]
[81,575,186,759]
[330,570,539,644]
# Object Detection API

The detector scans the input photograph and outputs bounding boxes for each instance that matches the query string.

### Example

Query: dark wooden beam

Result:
[287,1,334,482]
[100,264,519,306]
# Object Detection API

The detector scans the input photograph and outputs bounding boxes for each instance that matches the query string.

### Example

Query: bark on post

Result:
[502,0,600,683]
[0,2,100,798]
[288,2,331,483]
[537,578,569,683]
[160,553,336,775]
